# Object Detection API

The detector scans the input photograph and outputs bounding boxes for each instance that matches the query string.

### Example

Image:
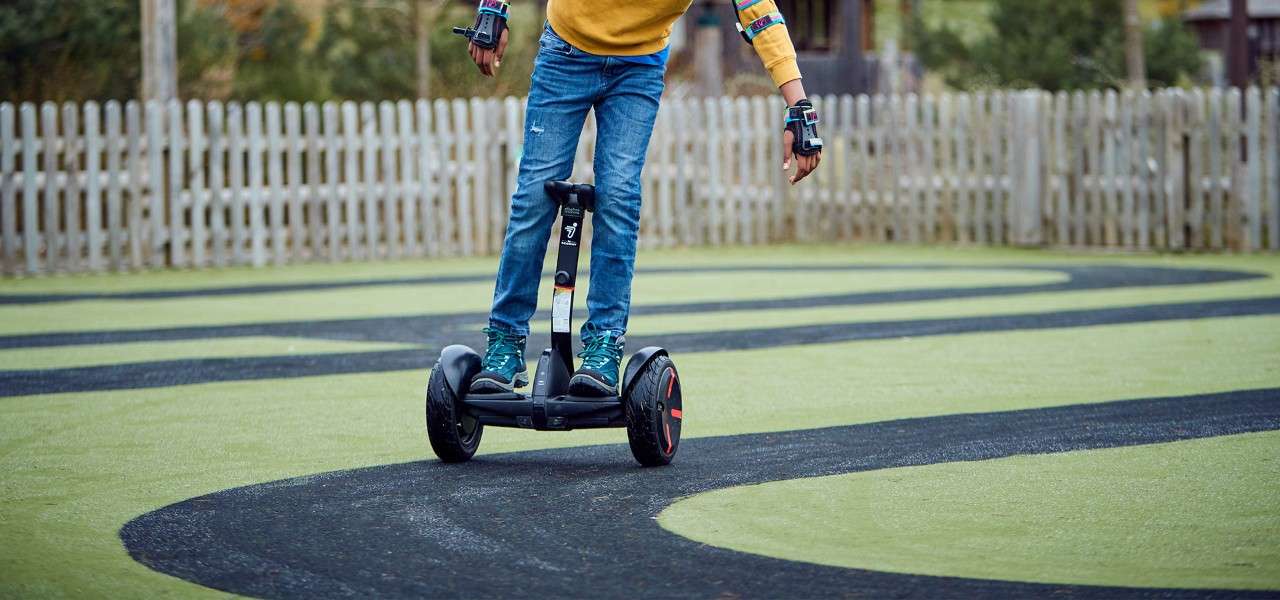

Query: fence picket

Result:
[264,102,286,264]
[1245,87,1263,250]
[245,103,267,266]
[1186,89,1206,249]
[397,100,419,257]
[433,99,455,256]
[993,91,1010,244]
[20,104,38,273]
[187,101,206,267]
[341,102,361,259]
[451,99,473,256]
[125,101,144,268]
[304,103,325,260]
[162,101,184,267]
[104,102,125,269]
[378,102,400,259]
[469,97,490,255]
[285,102,305,259]
[704,97,723,245]
[61,103,84,271]
[1269,88,1280,250]
[207,101,227,267]
[0,104,12,273]
[1225,89,1244,249]
[84,102,104,271]
[672,99,694,245]
[232,102,253,265]
[323,102,343,261]
[419,99,440,257]
[1207,89,1225,248]
[41,103,63,270]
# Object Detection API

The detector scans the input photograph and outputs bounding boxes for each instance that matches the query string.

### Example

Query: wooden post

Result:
[1228,0,1250,88]
[694,9,723,97]
[141,0,178,102]
[0,103,13,274]
[1123,0,1145,89]
[412,0,432,100]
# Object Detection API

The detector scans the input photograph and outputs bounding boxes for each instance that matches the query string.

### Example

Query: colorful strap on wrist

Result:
[477,0,508,18]
[735,11,785,45]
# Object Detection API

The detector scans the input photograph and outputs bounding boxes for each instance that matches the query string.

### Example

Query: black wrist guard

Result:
[452,0,508,50]
[785,99,823,157]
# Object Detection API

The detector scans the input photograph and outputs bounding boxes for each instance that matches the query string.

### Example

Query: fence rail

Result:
[1,87,1277,275]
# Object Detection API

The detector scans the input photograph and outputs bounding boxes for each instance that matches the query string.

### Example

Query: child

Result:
[464,0,823,396]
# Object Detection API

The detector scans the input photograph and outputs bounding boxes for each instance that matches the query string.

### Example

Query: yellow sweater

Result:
[546,0,801,88]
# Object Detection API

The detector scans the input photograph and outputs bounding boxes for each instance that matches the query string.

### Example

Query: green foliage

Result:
[0,0,239,103]
[231,0,325,100]
[908,0,1203,91]
[178,1,238,99]
[1145,17,1205,88]
[316,0,541,101]
[315,1,417,101]
[0,0,142,102]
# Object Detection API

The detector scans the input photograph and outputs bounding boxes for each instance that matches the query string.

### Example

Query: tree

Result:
[0,0,142,102]
[909,0,1202,91]
[0,0,235,103]
[228,0,325,100]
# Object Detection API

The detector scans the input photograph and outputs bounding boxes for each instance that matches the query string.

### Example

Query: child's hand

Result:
[469,28,509,77]
[783,129,821,184]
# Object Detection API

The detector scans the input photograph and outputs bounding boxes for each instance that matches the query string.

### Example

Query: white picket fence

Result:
[1,87,1278,275]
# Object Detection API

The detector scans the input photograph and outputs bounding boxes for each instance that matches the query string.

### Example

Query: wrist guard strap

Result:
[785,99,823,157]
[452,0,509,50]
[735,11,785,45]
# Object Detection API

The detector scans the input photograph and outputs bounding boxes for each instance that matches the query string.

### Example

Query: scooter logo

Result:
[564,223,577,239]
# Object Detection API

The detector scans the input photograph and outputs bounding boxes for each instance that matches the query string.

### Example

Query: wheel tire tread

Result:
[425,364,481,463]
[625,356,677,467]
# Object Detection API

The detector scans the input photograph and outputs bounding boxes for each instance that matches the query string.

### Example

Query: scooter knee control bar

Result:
[785,99,823,157]
[452,0,509,50]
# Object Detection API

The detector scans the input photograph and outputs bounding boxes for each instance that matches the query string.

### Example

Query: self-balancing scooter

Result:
[425,180,683,467]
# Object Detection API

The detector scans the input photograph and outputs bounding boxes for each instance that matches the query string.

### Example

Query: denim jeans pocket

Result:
[538,26,574,56]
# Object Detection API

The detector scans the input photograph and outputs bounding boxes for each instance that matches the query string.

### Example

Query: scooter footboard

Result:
[463,394,625,430]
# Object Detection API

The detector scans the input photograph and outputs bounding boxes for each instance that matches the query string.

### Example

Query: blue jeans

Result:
[488,25,665,339]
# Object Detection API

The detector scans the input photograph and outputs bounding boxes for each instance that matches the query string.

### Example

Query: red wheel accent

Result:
[665,367,676,398]
[670,408,682,419]
[663,420,673,454]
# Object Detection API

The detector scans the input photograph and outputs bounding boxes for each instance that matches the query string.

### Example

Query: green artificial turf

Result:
[0,337,418,371]
[0,244,1278,596]
[660,431,1280,590]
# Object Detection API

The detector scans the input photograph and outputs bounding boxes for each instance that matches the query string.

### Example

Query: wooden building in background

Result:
[1184,0,1280,84]
[683,0,875,95]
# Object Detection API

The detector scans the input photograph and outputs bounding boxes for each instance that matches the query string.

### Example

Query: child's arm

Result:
[732,1,822,184]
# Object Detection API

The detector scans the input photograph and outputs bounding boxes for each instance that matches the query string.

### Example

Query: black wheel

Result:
[425,363,482,462]
[624,355,682,467]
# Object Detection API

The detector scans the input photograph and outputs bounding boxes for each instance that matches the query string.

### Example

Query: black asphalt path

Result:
[121,388,1280,599]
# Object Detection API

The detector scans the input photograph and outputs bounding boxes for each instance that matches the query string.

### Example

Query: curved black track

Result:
[1,264,1273,397]
[122,388,1280,599]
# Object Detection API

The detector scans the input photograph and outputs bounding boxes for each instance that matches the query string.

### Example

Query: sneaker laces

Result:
[481,327,524,372]
[577,333,623,372]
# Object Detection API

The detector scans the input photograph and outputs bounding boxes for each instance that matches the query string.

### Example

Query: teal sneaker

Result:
[568,332,625,397]
[469,327,529,394]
